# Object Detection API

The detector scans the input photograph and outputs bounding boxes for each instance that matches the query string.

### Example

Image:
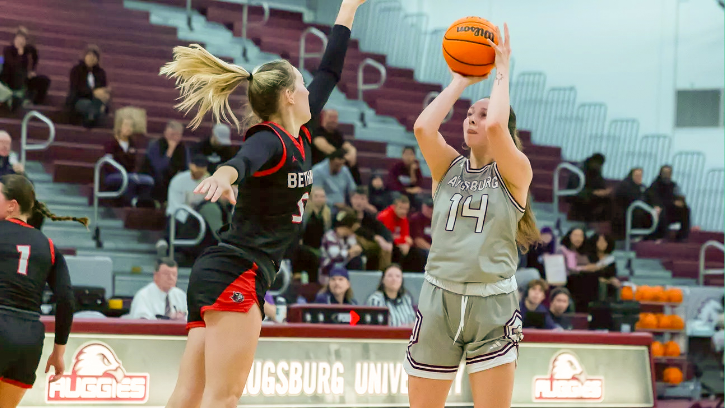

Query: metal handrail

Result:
[20,110,55,168]
[169,205,207,260]
[423,92,453,123]
[185,0,192,30]
[624,200,659,252]
[93,155,128,248]
[240,1,270,61]
[357,58,387,101]
[552,162,585,213]
[699,240,724,286]
[299,27,327,73]
[267,259,292,299]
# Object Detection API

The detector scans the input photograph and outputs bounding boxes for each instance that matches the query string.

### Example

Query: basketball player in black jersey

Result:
[0,175,89,407]
[159,1,368,406]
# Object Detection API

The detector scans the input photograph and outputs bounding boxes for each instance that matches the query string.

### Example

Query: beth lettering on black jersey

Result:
[287,170,313,189]
[447,175,500,192]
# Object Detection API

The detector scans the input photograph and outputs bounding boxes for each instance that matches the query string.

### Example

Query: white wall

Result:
[391,0,724,168]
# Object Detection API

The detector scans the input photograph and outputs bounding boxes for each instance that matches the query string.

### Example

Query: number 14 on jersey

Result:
[445,193,488,233]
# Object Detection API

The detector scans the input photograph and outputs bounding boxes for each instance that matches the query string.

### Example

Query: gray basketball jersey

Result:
[426,156,524,285]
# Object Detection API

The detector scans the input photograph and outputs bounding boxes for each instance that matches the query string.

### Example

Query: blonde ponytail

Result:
[160,44,250,130]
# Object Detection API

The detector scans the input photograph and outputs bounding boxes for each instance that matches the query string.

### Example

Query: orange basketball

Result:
[443,17,498,77]
[635,286,650,301]
[656,314,671,329]
[666,288,683,303]
[621,286,634,300]
[664,341,681,357]
[669,315,685,330]
[651,286,666,302]
[663,367,683,384]
[651,341,665,357]
[639,313,658,329]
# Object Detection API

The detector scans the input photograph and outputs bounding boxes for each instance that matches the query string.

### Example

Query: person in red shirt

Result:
[405,197,433,272]
[376,195,412,264]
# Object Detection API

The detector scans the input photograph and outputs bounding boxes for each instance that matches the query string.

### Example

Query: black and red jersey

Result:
[217,24,351,287]
[219,122,313,283]
[0,219,74,344]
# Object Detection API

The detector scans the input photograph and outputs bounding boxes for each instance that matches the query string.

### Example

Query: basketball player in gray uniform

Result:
[404,24,540,408]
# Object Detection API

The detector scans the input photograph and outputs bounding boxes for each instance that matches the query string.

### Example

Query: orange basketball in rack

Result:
[651,286,666,302]
[666,288,684,303]
[635,285,650,301]
[669,315,685,330]
[639,313,658,329]
[663,367,683,384]
[621,286,634,300]
[442,16,498,77]
[651,341,664,357]
[664,341,681,357]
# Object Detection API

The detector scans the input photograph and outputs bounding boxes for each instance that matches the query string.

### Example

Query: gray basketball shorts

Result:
[403,280,523,380]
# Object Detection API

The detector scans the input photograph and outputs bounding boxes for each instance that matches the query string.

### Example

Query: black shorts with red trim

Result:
[0,310,45,389]
[186,244,269,331]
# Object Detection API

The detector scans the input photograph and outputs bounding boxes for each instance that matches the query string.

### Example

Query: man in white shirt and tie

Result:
[129,258,187,320]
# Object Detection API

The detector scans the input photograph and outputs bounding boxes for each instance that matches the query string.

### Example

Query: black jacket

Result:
[1,45,38,90]
[67,60,107,104]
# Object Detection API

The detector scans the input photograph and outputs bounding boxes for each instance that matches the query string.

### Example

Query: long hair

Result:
[506,108,540,252]
[0,175,89,228]
[160,44,296,131]
[462,104,540,251]
[376,263,407,299]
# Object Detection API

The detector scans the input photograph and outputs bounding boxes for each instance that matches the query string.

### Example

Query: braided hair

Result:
[0,175,89,228]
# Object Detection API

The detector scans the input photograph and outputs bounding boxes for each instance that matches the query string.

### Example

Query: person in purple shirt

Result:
[520,279,558,330]
[314,265,357,305]
[386,146,423,208]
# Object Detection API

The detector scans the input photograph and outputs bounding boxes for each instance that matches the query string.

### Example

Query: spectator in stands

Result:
[312,109,360,183]
[141,121,189,202]
[387,146,424,208]
[128,258,187,320]
[368,170,393,211]
[567,153,611,222]
[560,228,599,312]
[526,226,556,279]
[646,165,690,242]
[291,186,332,282]
[314,265,357,305]
[0,27,50,110]
[0,131,23,176]
[612,167,661,239]
[161,155,228,260]
[377,195,413,264]
[104,113,155,207]
[406,197,433,272]
[319,208,364,279]
[520,279,557,329]
[312,148,356,209]
[192,123,238,173]
[350,186,393,270]
[67,45,110,128]
[366,264,416,327]
[548,287,573,330]
[589,233,620,299]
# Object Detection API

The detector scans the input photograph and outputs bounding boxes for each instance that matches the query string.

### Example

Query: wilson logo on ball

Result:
[455,26,495,41]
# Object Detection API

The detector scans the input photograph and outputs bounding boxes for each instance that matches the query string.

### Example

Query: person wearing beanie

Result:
[314,265,357,304]
[318,208,363,280]
[548,287,573,330]
[192,123,239,173]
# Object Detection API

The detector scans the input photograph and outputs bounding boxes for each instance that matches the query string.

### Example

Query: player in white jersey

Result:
[405,24,540,408]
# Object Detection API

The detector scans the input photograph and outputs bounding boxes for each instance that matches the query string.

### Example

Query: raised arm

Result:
[306,0,367,119]
[194,131,283,203]
[484,24,532,200]
[412,78,468,185]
